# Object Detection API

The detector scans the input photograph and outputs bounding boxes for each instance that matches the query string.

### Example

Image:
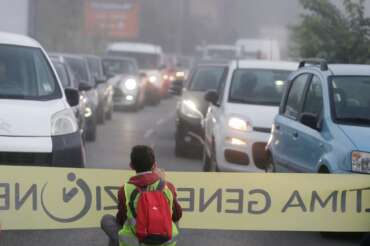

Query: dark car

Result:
[84,55,114,123]
[50,57,88,140]
[50,53,100,142]
[173,63,228,157]
[102,57,145,111]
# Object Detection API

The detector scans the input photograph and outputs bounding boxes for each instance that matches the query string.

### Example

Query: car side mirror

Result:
[169,79,184,96]
[78,82,92,91]
[65,88,79,107]
[300,113,320,131]
[204,90,219,106]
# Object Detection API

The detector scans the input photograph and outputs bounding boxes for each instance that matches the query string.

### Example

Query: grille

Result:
[0,152,52,166]
[253,127,272,133]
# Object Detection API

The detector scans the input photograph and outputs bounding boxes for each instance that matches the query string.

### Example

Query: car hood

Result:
[225,103,279,129]
[338,124,370,151]
[0,99,66,137]
[181,91,209,117]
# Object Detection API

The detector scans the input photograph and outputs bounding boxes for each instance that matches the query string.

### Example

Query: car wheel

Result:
[106,105,113,120]
[175,131,185,157]
[97,107,105,124]
[202,148,212,172]
[86,118,97,142]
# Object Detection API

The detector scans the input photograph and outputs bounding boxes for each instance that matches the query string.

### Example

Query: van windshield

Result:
[330,76,370,125]
[229,69,291,106]
[0,45,61,100]
[102,59,137,76]
[107,51,160,70]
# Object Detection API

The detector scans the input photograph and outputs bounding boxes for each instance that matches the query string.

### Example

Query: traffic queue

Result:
[0,32,187,169]
[173,58,370,176]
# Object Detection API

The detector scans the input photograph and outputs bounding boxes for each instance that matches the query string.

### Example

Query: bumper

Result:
[176,114,204,148]
[217,130,270,172]
[0,132,84,168]
[113,88,139,107]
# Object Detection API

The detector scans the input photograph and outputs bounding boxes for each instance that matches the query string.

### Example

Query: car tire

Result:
[265,153,276,173]
[86,118,97,142]
[202,148,212,172]
[106,105,113,120]
[97,107,105,124]
[175,132,185,157]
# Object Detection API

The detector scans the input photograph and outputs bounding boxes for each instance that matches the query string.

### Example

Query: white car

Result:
[0,32,85,167]
[203,60,297,172]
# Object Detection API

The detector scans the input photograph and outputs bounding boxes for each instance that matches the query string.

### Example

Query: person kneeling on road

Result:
[101,145,182,246]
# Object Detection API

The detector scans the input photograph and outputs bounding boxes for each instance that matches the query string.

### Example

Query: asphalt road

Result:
[1,97,361,246]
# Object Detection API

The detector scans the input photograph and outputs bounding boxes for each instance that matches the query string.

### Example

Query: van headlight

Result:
[180,100,202,119]
[51,109,78,136]
[228,117,252,132]
[124,78,137,90]
[352,151,370,174]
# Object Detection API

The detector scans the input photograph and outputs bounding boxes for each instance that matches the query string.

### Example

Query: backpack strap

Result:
[156,179,166,191]
[128,187,140,219]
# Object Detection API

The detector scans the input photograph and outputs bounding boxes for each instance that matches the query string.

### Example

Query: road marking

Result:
[144,129,155,139]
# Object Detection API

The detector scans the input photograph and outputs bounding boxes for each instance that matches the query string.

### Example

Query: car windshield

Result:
[229,69,291,106]
[52,61,70,88]
[330,76,370,125]
[189,67,226,91]
[102,59,137,76]
[0,45,60,100]
[107,51,160,70]
[65,57,92,86]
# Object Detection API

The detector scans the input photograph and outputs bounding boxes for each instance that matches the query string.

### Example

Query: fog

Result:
[1,0,370,58]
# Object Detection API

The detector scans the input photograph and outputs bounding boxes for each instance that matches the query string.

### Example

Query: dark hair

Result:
[130,145,155,173]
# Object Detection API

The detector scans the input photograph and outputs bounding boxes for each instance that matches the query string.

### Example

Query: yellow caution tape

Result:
[0,166,369,232]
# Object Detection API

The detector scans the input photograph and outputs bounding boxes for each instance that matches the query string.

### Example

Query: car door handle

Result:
[292,132,299,139]
[275,124,280,130]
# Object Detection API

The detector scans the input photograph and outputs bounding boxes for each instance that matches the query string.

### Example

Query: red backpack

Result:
[128,179,173,245]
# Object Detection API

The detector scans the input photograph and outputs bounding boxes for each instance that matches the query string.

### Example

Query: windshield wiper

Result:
[337,117,370,124]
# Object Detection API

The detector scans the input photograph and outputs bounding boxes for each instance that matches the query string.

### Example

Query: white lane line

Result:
[144,129,155,139]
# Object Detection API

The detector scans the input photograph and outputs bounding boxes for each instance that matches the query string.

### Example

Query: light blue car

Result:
[266,59,370,174]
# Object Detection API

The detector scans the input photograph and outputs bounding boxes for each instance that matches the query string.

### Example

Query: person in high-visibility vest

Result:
[101,145,182,246]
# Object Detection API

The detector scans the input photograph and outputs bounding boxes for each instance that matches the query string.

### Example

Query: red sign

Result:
[84,0,140,39]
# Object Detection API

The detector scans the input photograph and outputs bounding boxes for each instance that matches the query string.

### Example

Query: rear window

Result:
[189,67,226,92]
[0,45,61,100]
[65,57,93,86]
[229,69,291,106]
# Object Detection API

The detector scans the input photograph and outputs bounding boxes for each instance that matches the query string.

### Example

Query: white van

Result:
[236,39,281,61]
[106,42,164,104]
[0,32,85,167]
[203,60,296,172]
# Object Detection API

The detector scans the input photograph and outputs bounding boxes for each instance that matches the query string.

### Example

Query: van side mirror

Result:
[78,82,92,91]
[65,88,79,107]
[204,90,219,106]
[300,113,320,131]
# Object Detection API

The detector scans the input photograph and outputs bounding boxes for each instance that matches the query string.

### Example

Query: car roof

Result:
[328,64,370,76]
[231,60,297,70]
[107,42,162,54]
[206,44,237,50]
[102,56,136,63]
[0,31,41,48]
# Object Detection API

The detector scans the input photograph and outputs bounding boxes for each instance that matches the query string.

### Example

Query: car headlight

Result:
[84,107,92,118]
[51,109,78,136]
[228,117,252,132]
[176,71,185,78]
[148,75,157,83]
[180,100,202,119]
[352,151,370,174]
[124,78,137,90]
